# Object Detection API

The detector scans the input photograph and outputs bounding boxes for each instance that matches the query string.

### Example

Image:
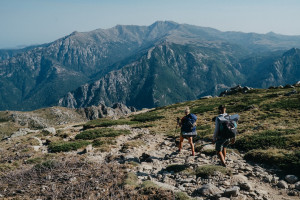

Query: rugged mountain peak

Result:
[283,47,300,57]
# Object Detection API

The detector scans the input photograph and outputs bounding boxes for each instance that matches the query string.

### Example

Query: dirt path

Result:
[84,125,299,200]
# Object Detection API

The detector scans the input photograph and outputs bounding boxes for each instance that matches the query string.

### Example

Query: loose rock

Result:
[285,175,298,184]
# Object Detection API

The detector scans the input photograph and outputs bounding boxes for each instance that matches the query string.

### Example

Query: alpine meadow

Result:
[1,20,300,200]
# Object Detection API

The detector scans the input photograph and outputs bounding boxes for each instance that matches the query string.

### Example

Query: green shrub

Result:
[75,128,130,140]
[175,192,191,200]
[165,164,189,173]
[26,157,44,164]
[48,141,90,152]
[92,138,116,147]
[141,180,159,189]
[34,160,58,169]
[195,165,230,178]
[245,149,300,176]
[131,112,164,122]
[234,130,287,151]
[123,172,139,187]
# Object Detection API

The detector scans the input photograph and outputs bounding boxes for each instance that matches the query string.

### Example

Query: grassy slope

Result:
[127,86,300,175]
[79,86,300,176]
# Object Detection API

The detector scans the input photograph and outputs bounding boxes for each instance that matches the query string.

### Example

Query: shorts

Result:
[215,138,230,152]
[181,131,197,139]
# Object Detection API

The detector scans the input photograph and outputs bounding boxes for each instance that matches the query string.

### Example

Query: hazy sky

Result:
[1,0,300,49]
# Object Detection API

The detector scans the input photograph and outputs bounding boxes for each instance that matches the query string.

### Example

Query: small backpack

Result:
[181,113,197,133]
[218,115,238,139]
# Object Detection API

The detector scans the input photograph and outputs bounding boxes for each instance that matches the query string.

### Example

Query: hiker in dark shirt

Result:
[213,105,236,167]
[177,107,197,156]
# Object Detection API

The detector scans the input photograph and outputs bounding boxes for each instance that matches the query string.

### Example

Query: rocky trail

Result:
[72,125,300,200]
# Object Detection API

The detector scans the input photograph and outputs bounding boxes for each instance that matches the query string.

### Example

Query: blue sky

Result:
[0,0,300,49]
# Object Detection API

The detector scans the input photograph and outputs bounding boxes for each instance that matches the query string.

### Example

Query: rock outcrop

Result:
[77,103,134,120]
[219,85,253,97]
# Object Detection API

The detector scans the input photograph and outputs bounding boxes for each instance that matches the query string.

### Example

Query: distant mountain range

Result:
[1,21,300,110]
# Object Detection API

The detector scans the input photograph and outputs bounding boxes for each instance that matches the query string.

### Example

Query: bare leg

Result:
[178,136,184,152]
[188,137,195,156]
[223,147,227,160]
[217,151,226,167]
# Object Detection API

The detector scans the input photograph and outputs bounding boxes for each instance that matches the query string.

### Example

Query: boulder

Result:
[294,81,300,87]
[219,85,253,97]
[239,182,252,191]
[231,175,248,184]
[82,103,134,120]
[277,180,288,189]
[197,184,222,196]
[285,175,298,184]
[295,181,300,190]
[5,128,39,140]
[223,186,239,197]
[42,127,56,135]
[85,144,93,153]
[200,95,213,99]
[284,84,295,89]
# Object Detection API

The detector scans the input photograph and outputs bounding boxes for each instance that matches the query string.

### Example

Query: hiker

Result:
[213,105,236,167]
[177,107,197,156]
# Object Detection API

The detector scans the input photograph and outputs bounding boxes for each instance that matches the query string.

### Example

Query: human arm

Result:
[213,118,219,143]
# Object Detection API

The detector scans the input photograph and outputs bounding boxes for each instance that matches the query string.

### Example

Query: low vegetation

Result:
[130,111,165,122]
[245,149,300,176]
[1,86,300,199]
[48,140,90,153]
[165,164,189,173]
[83,118,138,129]
[75,128,130,140]
[194,165,231,178]
[141,86,300,176]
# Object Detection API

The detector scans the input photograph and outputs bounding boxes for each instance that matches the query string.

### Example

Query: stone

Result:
[223,186,240,197]
[295,181,300,190]
[263,175,272,183]
[6,128,38,139]
[42,127,56,135]
[197,184,222,196]
[277,180,288,189]
[231,175,248,184]
[239,182,252,191]
[294,81,300,87]
[284,84,295,88]
[85,144,93,153]
[200,95,213,99]
[141,163,153,170]
[32,146,40,151]
[124,154,140,163]
[231,194,247,200]
[271,176,279,184]
[285,175,298,184]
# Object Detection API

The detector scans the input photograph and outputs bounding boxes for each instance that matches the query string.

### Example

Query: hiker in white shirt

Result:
[213,105,235,167]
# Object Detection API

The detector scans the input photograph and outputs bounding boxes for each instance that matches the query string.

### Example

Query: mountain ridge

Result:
[1,21,300,110]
